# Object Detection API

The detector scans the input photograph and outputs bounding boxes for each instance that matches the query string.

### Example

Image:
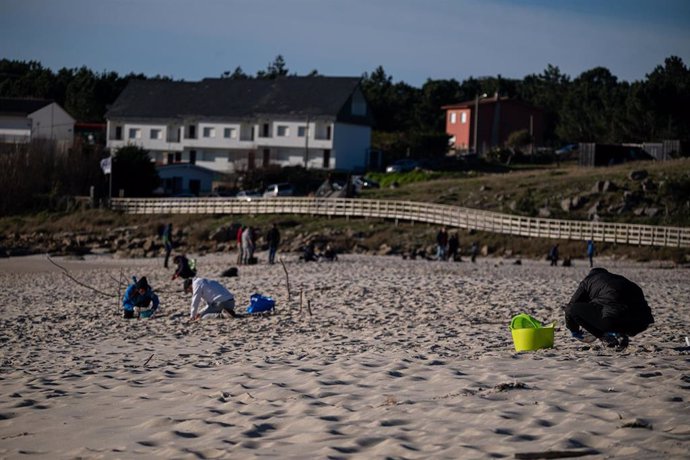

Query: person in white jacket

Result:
[184,277,237,320]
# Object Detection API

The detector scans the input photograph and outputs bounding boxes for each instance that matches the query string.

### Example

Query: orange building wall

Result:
[446,108,472,150]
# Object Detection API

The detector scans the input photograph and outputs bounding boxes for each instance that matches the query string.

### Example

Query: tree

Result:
[557,67,624,143]
[222,66,249,79]
[517,64,570,145]
[111,146,160,197]
[257,55,289,79]
[641,56,690,141]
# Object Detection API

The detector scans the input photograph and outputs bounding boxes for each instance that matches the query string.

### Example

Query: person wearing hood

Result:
[184,277,237,321]
[564,268,654,350]
[122,276,160,319]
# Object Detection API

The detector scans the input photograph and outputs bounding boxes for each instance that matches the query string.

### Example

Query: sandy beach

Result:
[0,252,689,459]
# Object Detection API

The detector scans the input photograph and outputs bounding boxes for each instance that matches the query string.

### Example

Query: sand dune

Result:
[1,253,689,459]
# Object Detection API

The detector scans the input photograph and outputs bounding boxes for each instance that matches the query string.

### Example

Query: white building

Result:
[0,98,75,152]
[106,77,373,173]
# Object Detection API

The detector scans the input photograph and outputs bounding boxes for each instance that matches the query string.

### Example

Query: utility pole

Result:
[473,93,487,155]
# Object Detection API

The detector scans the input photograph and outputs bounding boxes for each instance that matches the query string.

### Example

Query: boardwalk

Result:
[111,197,690,248]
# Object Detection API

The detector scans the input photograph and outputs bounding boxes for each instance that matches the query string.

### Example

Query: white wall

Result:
[30,103,74,143]
[107,117,368,172]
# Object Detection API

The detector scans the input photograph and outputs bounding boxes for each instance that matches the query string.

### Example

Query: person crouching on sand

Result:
[563,268,654,350]
[122,276,160,319]
[184,277,237,321]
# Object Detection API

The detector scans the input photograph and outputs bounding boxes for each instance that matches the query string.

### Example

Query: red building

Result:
[442,94,544,155]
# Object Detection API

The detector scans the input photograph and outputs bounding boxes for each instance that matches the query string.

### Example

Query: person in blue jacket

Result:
[586,240,596,267]
[122,276,159,319]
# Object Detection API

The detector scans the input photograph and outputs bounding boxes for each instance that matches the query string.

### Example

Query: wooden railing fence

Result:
[111,197,690,248]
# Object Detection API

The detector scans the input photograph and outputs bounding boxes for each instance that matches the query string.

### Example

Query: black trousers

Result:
[565,302,649,337]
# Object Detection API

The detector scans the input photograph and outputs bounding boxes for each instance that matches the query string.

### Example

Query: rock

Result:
[629,170,648,181]
[645,207,660,217]
[378,244,394,255]
[538,207,551,217]
[592,180,617,193]
[641,179,656,192]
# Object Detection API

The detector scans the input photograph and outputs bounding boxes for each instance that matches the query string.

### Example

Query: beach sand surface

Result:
[1,253,689,459]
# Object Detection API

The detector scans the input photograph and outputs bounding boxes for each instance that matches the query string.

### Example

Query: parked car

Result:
[385,159,420,173]
[236,189,262,201]
[555,144,578,155]
[352,175,380,190]
[263,183,294,197]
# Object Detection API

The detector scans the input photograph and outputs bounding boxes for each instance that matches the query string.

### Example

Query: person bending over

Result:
[122,276,160,319]
[184,277,237,321]
[564,268,654,350]
[171,255,196,280]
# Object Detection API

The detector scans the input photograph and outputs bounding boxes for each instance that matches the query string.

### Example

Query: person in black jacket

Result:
[564,268,654,350]
[171,255,196,280]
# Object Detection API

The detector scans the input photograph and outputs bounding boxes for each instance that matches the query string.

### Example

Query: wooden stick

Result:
[299,289,303,314]
[279,258,291,305]
[47,256,112,297]
[514,449,599,459]
[307,299,312,316]
[143,354,154,367]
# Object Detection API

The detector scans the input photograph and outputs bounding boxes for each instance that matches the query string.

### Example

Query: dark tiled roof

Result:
[107,77,364,120]
[0,98,53,116]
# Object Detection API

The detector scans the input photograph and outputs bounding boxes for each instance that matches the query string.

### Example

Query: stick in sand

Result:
[143,354,154,367]
[299,288,303,314]
[514,449,599,459]
[279,259,291,304]
[47,256,112,298]
[307,299,313,316]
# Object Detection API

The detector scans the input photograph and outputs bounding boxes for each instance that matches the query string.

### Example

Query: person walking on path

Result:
[436,227,449,261]
[470,241,479,263]
[266,223,281,264]
[564,267,654,351]
[447,232,460,261]
[162,223,173,268]
[241,226,255,265]
[549,244,559,267]
[184,277,237,320]
[236,225,245,265]
[587,240,596,267]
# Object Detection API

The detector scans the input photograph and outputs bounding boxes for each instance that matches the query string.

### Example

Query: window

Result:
[277,125,289,137]
[297,126,307,137]
[323,149,331,168]
[461,112,467,124]
[203,127,215,138]
[260,123,270,137]
[224,127,236,139]
[188,125,196,139]
[115,126,123,140]
[450,112,457,124]
[150,129,162,140]
[128,128,141,139]
[189,150,196,164]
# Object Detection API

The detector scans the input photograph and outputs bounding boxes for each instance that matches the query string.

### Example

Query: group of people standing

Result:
[435,227,479,262]
[236,223,281,265]
[549,240,597,267]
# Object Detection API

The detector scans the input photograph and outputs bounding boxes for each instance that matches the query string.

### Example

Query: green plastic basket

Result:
[510,314,554,351]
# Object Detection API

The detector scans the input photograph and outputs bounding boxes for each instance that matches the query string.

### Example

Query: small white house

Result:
[106,76,373,173]
[0,98,75,152]
[157,163,216,196]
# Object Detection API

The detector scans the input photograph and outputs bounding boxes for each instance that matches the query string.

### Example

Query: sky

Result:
[2,0,689,87]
